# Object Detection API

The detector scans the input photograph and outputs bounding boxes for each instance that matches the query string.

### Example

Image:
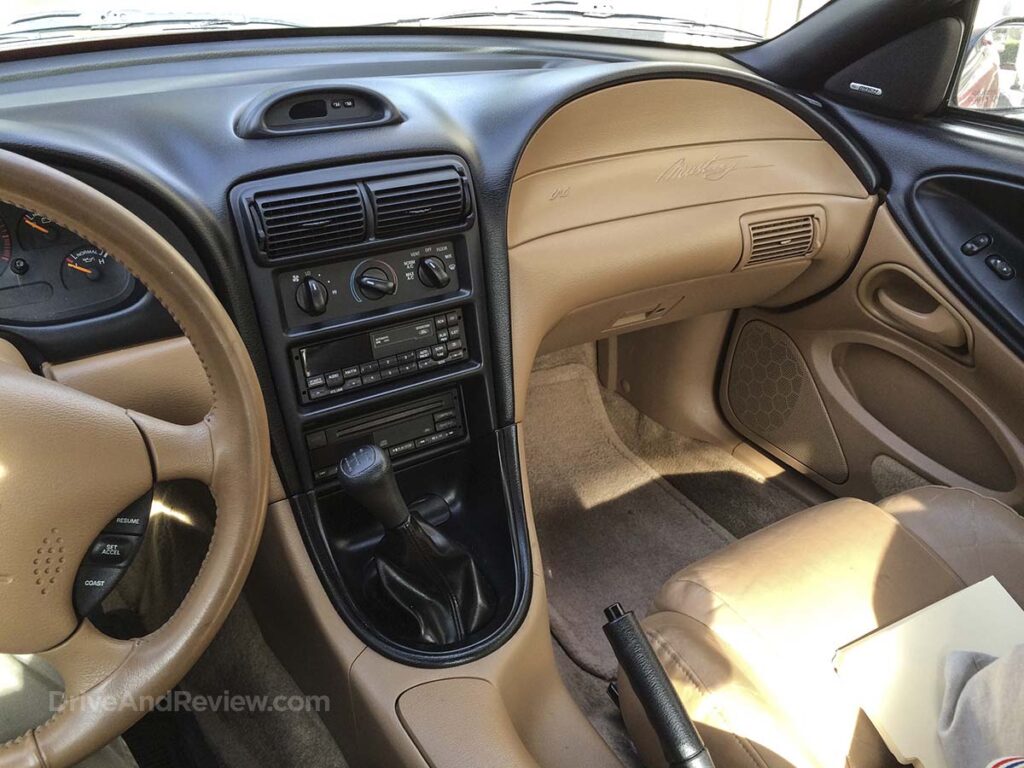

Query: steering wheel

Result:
[0,149,270,767]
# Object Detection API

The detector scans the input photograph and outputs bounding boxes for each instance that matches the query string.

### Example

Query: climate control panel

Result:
[277,241,459,328]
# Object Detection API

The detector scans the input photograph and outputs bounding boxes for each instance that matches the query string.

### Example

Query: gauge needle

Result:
[65,260,93,275]
[24,218,49,235]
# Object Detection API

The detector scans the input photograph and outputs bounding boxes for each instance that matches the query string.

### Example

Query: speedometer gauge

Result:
[0,219,11,276]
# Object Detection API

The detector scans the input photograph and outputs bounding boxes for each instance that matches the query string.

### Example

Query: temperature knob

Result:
[295,277,328,316]
[417,256,451,289]
[357,267,397,300]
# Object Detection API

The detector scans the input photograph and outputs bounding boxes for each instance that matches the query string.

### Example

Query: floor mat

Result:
[602,389,807,538]
[525,363,733,681]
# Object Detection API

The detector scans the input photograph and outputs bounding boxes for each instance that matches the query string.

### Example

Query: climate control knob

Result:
[357,267,397,301]
[417,256,451,289]
[295,277,328,316]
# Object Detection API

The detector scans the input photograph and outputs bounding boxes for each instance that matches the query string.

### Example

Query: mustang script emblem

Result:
[656,154,772,183]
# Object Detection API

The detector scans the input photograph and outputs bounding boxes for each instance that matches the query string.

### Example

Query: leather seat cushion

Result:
[619,487,1024,768]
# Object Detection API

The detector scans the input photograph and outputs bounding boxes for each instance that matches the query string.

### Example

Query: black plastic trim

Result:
[235,84,402,138]
[292,423,533,667]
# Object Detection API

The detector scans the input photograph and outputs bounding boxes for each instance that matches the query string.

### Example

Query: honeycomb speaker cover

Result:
[727,320,848,483]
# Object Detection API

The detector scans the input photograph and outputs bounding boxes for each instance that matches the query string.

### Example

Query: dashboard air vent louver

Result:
[250,183,367,259]
[747,216,816,265]
[368,169,467,238]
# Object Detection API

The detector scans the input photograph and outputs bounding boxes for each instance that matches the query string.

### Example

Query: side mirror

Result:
[955,17,1024,113]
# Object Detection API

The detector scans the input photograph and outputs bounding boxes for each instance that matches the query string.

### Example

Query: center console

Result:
[232,155,530,665]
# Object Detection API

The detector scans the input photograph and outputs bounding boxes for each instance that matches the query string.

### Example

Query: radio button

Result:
[342,366,360,378]
[435,419,457,431]
[306,431,328,449]
[342,378,363,391]
[307,374,326,388]
[309,386,329,400]
[363,372,381,385]
[445,310,461,325]
[389,441,415,457]
[416,348,431,360]
[447,349,466,363]
[446,339,463,351]
[380,367,399,380]
[398,351,417,364]
[380,356,398,368]
[360,361,379,375]
[434,314,448,329]
[448,325,462,340]
[399,362,418,375]
[432,344,447,360]
[434,409,456,422]
[325,371,343,387]
[418,358,439,371]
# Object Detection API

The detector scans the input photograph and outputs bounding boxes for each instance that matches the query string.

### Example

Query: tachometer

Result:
[0,218,11,276]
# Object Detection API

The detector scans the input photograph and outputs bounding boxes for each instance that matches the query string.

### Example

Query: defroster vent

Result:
[368,169,467,238]
[250,183,367,260]
[747,216,816,265]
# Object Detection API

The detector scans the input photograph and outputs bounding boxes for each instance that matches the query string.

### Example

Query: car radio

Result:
[305,389,465,482]
[293,309,468,404]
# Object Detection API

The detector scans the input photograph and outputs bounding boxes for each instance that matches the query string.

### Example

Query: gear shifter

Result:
[338,445,496,646]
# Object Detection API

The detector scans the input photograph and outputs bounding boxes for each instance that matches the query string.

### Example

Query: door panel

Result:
[721,207,1024,509]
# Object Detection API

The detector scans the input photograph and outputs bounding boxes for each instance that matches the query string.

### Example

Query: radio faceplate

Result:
[293,309,468,404]
[306,389,465,483]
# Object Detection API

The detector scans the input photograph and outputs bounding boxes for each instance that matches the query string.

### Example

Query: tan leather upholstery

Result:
[0,148,270,767]
[619,487,1024,768]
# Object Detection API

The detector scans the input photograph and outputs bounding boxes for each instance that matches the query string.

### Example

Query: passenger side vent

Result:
[250,183,367,260]
[368,169,467,238]
[746,216,816,265]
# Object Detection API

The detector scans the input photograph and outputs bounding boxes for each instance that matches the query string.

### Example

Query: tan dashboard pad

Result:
[0,148,270,768]
[508,78,876,418]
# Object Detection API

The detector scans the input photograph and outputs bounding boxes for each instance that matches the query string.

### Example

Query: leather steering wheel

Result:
[0,149,270,767]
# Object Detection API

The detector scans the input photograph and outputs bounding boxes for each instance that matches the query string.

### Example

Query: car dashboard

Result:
[0,31,878,666]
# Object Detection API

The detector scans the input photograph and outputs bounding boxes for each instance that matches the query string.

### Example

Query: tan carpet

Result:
[525,363,733,681]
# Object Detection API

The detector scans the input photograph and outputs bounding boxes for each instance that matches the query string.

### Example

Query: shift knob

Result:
[337,445,410,529]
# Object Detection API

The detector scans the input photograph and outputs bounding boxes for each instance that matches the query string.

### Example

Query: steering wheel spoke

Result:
[129,412,214,485]
[38,622,134,701]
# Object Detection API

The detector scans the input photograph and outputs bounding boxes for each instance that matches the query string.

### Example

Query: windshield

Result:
[1,1,833,52]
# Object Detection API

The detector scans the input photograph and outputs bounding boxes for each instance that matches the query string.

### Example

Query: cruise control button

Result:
[104,492,152,536]
[88,535,139,567]
[74,566,123,617]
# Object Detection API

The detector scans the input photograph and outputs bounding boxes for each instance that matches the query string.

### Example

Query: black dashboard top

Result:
[0,32,877,494]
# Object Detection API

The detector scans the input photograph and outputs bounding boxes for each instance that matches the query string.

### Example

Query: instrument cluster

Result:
[0,202,136,324]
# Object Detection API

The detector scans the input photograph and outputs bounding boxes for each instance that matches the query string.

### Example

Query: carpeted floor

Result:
[525,355,807,766]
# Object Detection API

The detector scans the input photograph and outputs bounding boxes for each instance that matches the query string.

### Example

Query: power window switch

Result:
[986,255,1015,280]
[961,233,993,256]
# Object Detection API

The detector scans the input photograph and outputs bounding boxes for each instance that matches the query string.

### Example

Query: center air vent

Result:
[747,216,817,265]
[250,183,367,260]
[367,169,467,238]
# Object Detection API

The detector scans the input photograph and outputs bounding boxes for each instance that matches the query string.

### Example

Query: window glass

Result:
[0,1,834,54]
[953,0,1024,119]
